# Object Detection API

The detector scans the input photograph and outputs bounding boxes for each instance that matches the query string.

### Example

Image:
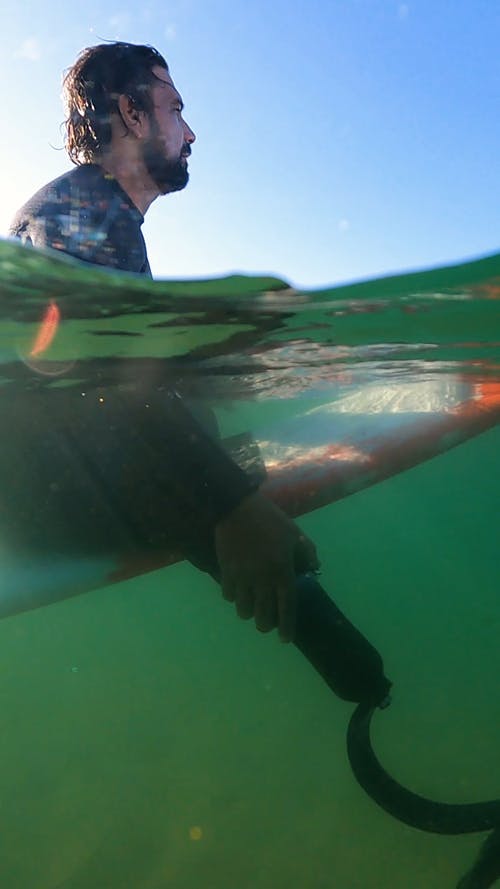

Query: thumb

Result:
[294,534,321,574]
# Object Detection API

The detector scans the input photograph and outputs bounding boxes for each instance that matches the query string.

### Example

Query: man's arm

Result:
[131,390,320,642]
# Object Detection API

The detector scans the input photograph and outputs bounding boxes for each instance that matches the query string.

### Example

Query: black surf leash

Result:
[293,572,500,889]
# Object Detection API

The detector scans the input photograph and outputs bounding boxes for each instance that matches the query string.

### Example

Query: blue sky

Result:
[1,0,498,287]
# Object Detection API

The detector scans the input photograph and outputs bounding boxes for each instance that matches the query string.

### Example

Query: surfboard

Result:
[1,239,499,620]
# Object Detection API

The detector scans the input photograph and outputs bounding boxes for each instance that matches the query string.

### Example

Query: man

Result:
[9,42,319,642]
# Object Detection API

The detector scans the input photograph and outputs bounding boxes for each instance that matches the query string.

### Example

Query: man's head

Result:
[62,42,195,195]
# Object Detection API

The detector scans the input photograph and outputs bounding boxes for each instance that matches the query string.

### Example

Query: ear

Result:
[117,94,148,138]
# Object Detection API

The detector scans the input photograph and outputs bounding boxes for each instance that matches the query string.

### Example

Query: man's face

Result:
[142,65,196,194]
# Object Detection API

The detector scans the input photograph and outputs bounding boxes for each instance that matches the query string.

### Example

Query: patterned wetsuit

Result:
[10,164,151,274]
[8,165,257,572]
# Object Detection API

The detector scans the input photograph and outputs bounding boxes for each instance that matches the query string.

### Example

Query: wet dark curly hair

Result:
[62,42,169,164]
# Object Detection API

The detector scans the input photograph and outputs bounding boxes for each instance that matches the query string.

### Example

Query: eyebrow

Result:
[151,71,183,107]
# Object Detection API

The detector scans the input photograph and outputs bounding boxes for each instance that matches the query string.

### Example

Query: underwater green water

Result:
[0,241,499,887]
[0,425,498,888]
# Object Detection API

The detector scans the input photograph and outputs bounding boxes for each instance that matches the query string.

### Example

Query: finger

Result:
[235,584,255,621]
[220,574,236,603]
[254,585,278,634]
[276,567,298,643]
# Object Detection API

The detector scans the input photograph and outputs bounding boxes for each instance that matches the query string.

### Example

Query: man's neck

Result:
[98,154,160,216]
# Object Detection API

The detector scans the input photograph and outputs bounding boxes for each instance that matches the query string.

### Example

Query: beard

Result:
[142,134,190,194]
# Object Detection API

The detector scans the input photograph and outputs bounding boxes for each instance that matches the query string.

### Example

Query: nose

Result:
[184,120,196,144]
